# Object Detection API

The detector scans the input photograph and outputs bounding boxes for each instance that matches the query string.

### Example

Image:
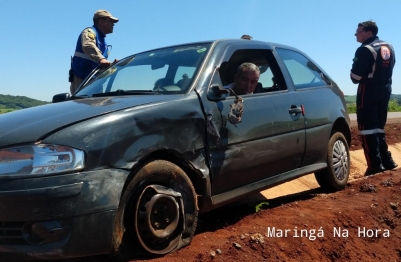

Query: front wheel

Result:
[111,160,198,260]
[314,131,350,191]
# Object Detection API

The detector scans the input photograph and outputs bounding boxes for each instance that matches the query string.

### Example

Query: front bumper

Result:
[0,168,129,259]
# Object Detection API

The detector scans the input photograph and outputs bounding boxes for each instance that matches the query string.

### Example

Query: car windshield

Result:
[75,43,211,97]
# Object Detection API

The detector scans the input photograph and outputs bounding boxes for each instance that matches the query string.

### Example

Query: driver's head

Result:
[232,63,260,95]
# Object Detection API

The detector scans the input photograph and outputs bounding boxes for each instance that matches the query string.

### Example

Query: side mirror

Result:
[52,93,71,103]
[207,84,230,101]
[211,84,230,96]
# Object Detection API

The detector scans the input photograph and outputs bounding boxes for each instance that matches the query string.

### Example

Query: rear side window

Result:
[276,48,327,89]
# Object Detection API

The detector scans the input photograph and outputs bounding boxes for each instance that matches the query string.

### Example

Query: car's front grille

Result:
[0,221,25,245]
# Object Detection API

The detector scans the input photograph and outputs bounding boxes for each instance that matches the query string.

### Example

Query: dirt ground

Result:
[36,119,401,262]
[134,119,401,262]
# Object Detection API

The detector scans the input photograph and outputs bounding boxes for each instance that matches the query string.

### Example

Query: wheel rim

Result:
[332,140,349,181]
[135,185,184,254]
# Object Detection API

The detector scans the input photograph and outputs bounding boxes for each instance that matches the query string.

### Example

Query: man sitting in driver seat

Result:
[176,73,191,89]
[224,62,260,95]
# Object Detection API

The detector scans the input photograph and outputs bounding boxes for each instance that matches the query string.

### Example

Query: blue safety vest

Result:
[71,26,108,79]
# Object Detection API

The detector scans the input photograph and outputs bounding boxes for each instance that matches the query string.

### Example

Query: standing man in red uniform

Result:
[350,20,397,175]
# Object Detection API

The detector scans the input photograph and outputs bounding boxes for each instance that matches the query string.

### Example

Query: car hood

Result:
[0,95,183,147]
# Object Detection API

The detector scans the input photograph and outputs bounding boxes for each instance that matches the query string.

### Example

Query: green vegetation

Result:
[344,95,357,103]
[346,99,401,114]
[347,103,357,114]
[0,109,15,114]
[388,99,401,112]
[255,201,269,213]
[345,95,401,113]
[344,94,401,104]
[0,94,49,114]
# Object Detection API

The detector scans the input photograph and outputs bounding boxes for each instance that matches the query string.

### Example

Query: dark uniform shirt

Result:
[351,36,395,88]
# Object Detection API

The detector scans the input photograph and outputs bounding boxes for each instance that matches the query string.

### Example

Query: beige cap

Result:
[93,10,119,22]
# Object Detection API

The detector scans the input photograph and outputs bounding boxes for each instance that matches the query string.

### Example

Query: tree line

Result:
[344,94,401,104]
[0,94,49,112]
[345,94,401,113]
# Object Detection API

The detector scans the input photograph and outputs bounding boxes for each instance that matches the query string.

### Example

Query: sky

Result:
[2,0,401,102]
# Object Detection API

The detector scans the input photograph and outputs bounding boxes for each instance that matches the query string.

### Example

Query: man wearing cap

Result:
[70,10,119,94]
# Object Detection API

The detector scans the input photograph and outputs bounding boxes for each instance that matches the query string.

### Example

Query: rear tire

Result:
[314,131,350,191]
[111,160,198,260]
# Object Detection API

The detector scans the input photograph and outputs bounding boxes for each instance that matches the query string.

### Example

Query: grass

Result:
[347,99,401,114]
[0,109,14,114]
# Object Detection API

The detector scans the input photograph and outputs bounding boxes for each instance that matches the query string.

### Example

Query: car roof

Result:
[132,39,301,57]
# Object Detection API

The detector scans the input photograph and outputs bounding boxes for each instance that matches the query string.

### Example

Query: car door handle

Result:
[288,106,302,115]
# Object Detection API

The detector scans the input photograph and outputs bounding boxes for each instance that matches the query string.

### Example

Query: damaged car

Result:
[0,39,351,260]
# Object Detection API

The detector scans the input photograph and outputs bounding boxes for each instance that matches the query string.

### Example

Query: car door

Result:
[274,47,341,167]
[201,45,306,195]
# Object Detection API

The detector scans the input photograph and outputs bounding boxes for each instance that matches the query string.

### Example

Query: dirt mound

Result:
[259,123,401,200]
[151,171,401,262]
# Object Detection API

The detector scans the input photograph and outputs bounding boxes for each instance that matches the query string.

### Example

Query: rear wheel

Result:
[314,131,350,191]
[111,160,198,260]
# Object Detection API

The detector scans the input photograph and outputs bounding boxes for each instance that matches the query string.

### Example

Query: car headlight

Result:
[0,144,85,177]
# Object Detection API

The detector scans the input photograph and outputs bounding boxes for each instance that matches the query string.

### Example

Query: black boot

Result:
[382,159,398,170]
[365,164,386,176]
[378,134,397,170]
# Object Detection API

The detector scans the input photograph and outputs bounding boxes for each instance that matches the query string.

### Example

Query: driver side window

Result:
[218,49,286,94]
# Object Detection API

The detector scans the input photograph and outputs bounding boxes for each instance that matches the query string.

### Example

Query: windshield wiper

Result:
[71,94,90,99]
[92,89,159,97]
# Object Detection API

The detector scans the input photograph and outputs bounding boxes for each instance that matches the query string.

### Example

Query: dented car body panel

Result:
[0,39,350,259]
[0,95,178,147]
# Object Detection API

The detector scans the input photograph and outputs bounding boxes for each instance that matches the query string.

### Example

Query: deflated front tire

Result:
[111,160,198,260]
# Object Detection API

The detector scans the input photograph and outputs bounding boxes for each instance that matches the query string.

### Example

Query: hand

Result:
[99,58,111,68]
